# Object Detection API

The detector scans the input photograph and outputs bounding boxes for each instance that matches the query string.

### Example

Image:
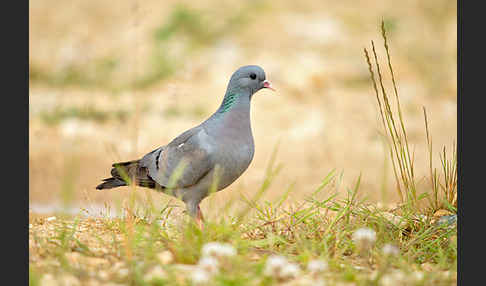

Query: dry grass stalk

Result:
[364,21,457,212]
[364,30,417,206]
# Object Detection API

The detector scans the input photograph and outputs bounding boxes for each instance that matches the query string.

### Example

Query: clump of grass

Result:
[29,56,119,89]
[39,105,129,126]
[424,108,457,212]
[364,21,457,214]
[29,160,456,285]
[133,3,256,90]
[30,3,257,91]
[153,5,216,47]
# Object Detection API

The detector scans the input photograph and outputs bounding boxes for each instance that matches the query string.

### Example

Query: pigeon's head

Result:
[227,65,275,95]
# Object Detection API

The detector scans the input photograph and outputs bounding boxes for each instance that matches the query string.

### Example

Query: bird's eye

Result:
[250,73,257,80]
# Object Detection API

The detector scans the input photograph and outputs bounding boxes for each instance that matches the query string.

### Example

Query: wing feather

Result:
[140,126,213,189]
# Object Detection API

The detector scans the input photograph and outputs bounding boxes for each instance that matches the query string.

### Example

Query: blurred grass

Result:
[29,2,260,90]
[29,0,456,214]
[29,56,120,89]
[39,105,129,125]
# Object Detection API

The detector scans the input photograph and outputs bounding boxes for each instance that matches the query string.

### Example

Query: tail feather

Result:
[96,178,127,190]
[96,159,159,190]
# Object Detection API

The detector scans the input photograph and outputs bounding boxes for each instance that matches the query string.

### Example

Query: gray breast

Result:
[212,138,254,191]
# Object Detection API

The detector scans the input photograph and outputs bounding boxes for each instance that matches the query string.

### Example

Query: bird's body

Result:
[96,65,273,227]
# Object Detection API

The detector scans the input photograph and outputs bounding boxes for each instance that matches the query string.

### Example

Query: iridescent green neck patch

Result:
[218,93,238,114]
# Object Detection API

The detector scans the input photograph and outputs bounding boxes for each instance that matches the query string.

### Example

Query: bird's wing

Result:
[140,126,213,189]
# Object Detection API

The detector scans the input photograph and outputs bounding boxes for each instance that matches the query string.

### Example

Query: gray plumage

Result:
[96,65,273,222]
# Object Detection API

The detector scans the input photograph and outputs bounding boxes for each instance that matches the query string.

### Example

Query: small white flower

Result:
[280,262,301,280]
[264,255,288,277]
[381,243,400,257]
[156,250,174,265]
[143,265,167,281]
[412,271,424,281]
[201,242,236,259]
[264,255,302,281]
[40,274,57,286]
[352,228,376,252]
[352,228,376,243]
[191,268,211,285]
[307,259,328,274]
[118,268,129,278]
[46,216,57,222]
[418,214,428,222]
[380,270,405,286]
[197,256,219,275]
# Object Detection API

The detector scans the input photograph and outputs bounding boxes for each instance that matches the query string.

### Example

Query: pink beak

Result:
[263,80,275,91]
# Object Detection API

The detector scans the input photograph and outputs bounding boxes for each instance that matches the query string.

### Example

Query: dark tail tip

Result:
[96,178,126,190]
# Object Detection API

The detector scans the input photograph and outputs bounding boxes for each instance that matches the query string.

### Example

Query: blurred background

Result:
[29,0,456,217]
